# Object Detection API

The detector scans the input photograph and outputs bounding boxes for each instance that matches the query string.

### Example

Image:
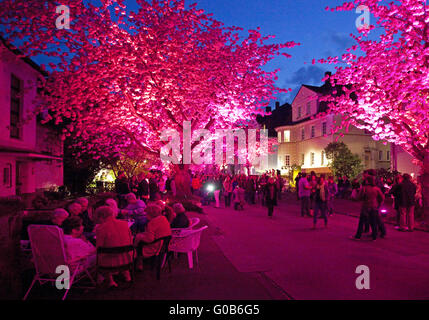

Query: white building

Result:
[0,37,63,197]
[275,76,391,176]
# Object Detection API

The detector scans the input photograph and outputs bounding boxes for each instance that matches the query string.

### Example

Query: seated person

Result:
[105,198,120,218]
[21,208,70,241]
[232,185,245,210]
[95,206,133,288]
[76,197,95,233]
[52,208,69,226]
[134,204,172,271]
[67,202,82,217]
[170,203,190,229]
[120,193,148,233]
[155,200,176,224]
[61,216,96,268]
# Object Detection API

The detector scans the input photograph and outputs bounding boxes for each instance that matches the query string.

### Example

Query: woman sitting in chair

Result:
[134,204,172,271]
[95,206,133,288]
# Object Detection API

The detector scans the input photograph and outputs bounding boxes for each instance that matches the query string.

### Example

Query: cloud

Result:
[275,65,327,104]
[330,32,354,52]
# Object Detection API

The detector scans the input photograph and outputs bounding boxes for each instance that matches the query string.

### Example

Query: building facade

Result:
[275,79,391,176]
[0,38,63,197]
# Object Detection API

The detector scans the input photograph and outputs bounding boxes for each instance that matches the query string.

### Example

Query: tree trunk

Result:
[420,151,429,209]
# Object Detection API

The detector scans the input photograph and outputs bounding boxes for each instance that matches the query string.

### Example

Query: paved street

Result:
[206,196,429,299]
[25,196,429,300]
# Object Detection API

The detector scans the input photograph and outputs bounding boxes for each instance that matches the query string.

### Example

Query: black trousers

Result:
[267,205,274,217]
[355,208,385,240]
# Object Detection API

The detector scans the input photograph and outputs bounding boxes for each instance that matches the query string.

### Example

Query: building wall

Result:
[0,48,38,151]
[0,43,63,197]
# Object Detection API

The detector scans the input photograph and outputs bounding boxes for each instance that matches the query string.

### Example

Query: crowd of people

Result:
[295,169,422,240]
[24,166,424,289]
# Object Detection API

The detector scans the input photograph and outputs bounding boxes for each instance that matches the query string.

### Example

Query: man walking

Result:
[298,172,312,217]
[399,174,417,232]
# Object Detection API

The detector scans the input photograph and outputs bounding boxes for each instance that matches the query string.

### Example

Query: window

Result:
[387,151,391,161]
[311,126,315,138]
[277,131,282,143]
[298,106,302,118]
[306,102,311,115]
[301,154,305,165]
[285,155,290,167]
[321,151,325,166]
[322,122,327,135]
[10,74,23,139]
[311,153,315,166]
[283,130,290,142]
[379,150,383,161]
[301,128,305,140]
[3,164,12,188]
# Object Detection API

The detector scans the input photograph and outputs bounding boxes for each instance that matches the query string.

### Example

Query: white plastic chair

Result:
[171,217,200,235]
[23,225,95,300]
[168,226,208,269]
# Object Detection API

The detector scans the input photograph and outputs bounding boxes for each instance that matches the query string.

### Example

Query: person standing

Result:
[295,172,302,201]
[115,171,130,209]
[265,177,278,218]
[312,175,329,229]
[223,175,233,207]
[137,173,150,203]
[399,174,417,232]
[309,173,317,217]
[352,176,385,240]
[326,176,338,216]
[388,175,403,228]
[298,172,312,217]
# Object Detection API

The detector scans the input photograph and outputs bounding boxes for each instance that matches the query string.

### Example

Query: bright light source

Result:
[207,184,214,192]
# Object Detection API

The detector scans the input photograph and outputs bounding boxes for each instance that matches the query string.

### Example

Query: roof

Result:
[0,35,48,77]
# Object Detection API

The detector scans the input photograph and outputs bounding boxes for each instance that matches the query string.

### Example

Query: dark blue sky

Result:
[191,0,365,104]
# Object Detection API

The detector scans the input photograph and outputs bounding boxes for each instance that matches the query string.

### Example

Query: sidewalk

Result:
[20,211,289,300]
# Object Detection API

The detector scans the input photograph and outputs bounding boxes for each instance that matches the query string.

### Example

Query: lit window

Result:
[321,151,325,165]
[311,126,315,138]
[311,153,315,166]
[284,130,290,142]
[301,154,305,165]
[322,122,327,135]
[277,131,282,143]
[3,164,12,188]
[285,155,290,167]
[301,128,305,140]
[10,74,22,139]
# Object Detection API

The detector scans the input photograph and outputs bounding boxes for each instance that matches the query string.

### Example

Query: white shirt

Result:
[63,234,95,262]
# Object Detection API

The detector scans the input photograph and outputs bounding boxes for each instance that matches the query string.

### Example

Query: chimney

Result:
[324,71,332,86]
[275,101,280,109]
[265,106,272,114]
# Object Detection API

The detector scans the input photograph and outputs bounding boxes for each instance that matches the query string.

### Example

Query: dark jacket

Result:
[171,213,190,229]
[137,179,149,198]
[264,184,278,207]
[115,177,130,195]
[400,180,416,208]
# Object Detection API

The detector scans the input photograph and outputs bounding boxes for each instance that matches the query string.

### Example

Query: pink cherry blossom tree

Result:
[322,0,429,206]
[0,0,297,169]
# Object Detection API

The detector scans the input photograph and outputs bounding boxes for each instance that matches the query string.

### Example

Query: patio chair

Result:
[169,226,208,269]
[139,236,172,280]
[171,217,200,236]
[23,225,95,300]
[96,245,135,287]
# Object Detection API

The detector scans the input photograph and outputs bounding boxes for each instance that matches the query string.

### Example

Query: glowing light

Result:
[207,184,214,192]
